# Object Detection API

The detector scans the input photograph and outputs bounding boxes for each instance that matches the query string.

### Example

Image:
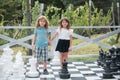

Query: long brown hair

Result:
[35,16,49,29]
[59,17,70,29]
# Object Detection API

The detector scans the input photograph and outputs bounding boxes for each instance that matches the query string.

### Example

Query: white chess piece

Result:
[0,62,5,79]
[112,45,117,49]
[15,51,24,67]
[51,50,60,65]
[1,46,14,78]
[10,51,25,80]
[26,57,39,78]
[50,34,60,65]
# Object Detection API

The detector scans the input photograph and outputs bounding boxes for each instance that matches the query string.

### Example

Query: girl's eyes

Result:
[62,21,68,24]
[40,21,43,22]
[39,19,46,22]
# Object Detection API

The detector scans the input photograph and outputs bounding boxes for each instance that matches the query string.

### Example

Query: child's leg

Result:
[36,62,38,69]
[43,56,47,70]
[60,52,64,68]
[42,47,48,70]
[42,47,49,74]
[63,52,68,61]
[36,56,40,69]
[34,47,40,69]
[43,62,47,70]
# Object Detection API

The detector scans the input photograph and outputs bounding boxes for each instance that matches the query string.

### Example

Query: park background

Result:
[0,0,120,61]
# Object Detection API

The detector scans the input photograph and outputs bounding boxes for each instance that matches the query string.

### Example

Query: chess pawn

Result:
[26,57,39,78]
[59,59,70,79]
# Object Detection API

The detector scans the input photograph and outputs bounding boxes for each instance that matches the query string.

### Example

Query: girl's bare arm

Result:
[69,35,72,51]
[32,34,36,46]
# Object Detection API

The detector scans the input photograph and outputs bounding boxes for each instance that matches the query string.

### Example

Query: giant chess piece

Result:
[9,51,25,80]
[116,47,120,80]
[103,53,114,79]
[51,32,60,65]
[0,46,14,79]
[116,48,120,68]
[110,54,118,72]
[59,59,70,79]
[0,63,5,79]
[97,48,105,66]
[26,57,39,78]
[109,47,118,72]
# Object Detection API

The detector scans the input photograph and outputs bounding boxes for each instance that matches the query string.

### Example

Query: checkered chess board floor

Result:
[24,61,120,80]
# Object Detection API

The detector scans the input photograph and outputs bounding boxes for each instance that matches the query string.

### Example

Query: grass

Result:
[70,34,120,55]
[11,46,28,55]
[69,56,98,61]
[70,44,100,55]
[0,46,28,56]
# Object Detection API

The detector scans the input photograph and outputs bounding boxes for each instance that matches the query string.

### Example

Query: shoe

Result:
[47,58,52,62]
[36,68,41,75]
[43,69,49,75]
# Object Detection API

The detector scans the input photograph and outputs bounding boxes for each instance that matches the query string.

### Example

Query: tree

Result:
[0,0,22,25]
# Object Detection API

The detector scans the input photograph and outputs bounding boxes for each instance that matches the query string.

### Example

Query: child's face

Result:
[39,19,46,27]
[62,20,68,28]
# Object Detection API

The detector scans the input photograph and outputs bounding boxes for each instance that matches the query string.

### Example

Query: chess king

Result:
[59,59,70,79]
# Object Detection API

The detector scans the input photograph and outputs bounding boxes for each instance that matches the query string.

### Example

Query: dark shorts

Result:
[34,47,48,62]
[55,39,70,53]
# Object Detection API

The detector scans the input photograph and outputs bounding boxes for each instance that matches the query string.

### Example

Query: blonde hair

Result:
[35,16,49,29]
[59,17,70,29]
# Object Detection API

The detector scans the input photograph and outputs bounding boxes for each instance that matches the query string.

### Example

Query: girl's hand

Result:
[69,47,72,51]
[48,40,51,46]
[32,44,35,50]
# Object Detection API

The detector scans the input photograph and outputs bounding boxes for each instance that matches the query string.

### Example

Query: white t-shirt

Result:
[56,28,73,40]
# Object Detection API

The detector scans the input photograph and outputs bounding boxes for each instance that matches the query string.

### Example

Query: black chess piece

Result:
[103,53,114,79]
[110,54,118,72]
[116,48,120,65]
[109,47,116,55]
[97,48,105,67]
[59,59,70,79]
[97,49,103,66]
[101,51,107,67]
[116,48,120,80]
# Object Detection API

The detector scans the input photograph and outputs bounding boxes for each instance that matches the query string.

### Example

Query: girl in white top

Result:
[50,17,72,68]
